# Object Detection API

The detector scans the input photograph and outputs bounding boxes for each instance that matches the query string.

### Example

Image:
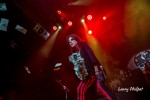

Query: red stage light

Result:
[87,15,92,20]
[103,16,106,20]
[88,30,92,34]
[53,26,57,30]
[68,21,72,26]
[57,10,61,14]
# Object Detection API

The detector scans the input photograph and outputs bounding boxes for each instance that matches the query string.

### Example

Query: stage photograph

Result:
[0,0,150,100]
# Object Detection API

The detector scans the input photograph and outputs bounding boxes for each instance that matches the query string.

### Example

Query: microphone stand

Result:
[56,79,69,100]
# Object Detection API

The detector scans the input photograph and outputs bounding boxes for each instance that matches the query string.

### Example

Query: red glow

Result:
[103,16,106,20]
[88,30,92,34]
[53,26,57,30]
[87,15,92,20]
[57,10,61,14]
[68,21,72,26]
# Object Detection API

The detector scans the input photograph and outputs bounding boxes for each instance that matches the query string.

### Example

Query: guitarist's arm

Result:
[94,65,106,81]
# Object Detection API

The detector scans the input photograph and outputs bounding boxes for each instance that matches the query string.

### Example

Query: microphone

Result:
[56,79,70,92]
[63,85,70,92]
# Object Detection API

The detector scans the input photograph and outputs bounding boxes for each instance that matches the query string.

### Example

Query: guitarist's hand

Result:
[94,65,105,81]
[95,71,105,81]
